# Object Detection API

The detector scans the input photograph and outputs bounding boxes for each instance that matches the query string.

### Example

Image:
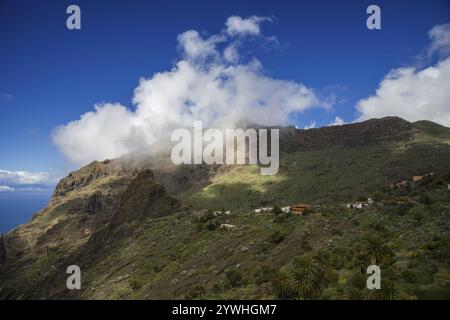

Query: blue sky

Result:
[1,0,450,187]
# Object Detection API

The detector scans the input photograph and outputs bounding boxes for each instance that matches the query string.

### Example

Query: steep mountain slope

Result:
[183,117,450,209]
[1,117,450,299]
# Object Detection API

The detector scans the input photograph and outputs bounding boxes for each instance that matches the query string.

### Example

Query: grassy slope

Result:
[182,125,450,209]
[35,175,450,299]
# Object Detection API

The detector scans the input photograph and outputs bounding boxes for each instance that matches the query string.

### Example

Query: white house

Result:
[281,206,291,213]
[255,207,273,213]
[347,202,368,209]
[220,224,236,230]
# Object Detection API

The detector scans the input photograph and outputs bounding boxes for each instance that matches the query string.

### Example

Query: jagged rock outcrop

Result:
[113,169,181,224]
[52,159,127,198]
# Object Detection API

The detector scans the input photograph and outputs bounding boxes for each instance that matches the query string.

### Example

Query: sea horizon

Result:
[0,191,52,234]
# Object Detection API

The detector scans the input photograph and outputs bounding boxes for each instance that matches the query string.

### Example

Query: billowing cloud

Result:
[0,185,15,192]
[356,57,450,126]
[53,16,330,165]
[356,23,450,127]
[53,104,137,165]
[177,30,223,61]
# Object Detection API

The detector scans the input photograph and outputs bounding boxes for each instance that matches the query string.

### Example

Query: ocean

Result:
[0,191,52,234]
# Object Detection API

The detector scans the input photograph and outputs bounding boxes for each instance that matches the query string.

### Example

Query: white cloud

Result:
[356,23,450,127]
[225,15,270,36]
[0,170,57,186]
[356,57,450,126]
[53,16,330,166]
[428,23,450,58]
[223,45,239,63]
[53,104,137,165]
[177,30,223,61]
[328,116,345,126]
[0,185,15,192]
[304,121,316,129]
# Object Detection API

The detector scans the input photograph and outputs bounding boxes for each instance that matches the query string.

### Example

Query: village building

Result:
[254,207,273,213]
[281,206,291,213]
[220,224,236,230]
[290,204,310,215]
[346,198,372,209]
[394,180,410,188]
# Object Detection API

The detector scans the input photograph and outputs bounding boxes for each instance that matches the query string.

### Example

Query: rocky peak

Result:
[52,159,125,199]
[113,169,181,224]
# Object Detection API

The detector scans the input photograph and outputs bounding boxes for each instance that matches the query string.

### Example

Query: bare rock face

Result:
[52,159,122,198]
[114,169,181,224]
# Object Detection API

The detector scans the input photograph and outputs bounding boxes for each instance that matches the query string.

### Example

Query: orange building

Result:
[291,204,310,215]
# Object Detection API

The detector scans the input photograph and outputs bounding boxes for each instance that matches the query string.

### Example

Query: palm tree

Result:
[271,271,297,300]
[292,256,320,299]
[364,236,388,265]
[354,252,370,274]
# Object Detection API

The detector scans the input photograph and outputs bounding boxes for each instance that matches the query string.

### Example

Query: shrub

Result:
[395,204,410,216]
[272,205,282,215]
[269,230,286,244]
[129,279,142,291]
[413,211,423,225]
[224,269,244,288]
[419,194,432,205]
[401,270,417,283]
[205,221,218,231]
[273,213,288,223]
[372,191,384,202]
[185,284,206,299]
[253,264,276,285]
[348,272,367,290]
